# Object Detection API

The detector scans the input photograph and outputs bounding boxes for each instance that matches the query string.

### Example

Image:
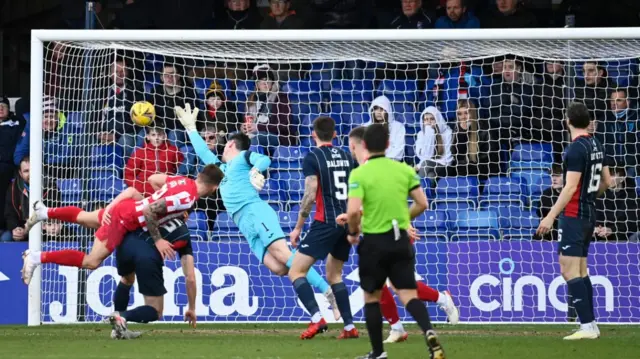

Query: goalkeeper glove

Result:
[174,103,199,132]
[249,168,265,191]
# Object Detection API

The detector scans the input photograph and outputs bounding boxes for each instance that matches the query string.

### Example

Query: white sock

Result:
[436,292,448,306]
[390,322,405,332]
[344,324,355,331]
[30,251,42,264]
[311,312,322,323]
[580,322,595,331]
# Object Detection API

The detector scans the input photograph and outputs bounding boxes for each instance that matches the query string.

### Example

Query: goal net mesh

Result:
[37,37,640,324]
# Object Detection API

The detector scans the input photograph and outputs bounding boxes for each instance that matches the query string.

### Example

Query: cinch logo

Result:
[469,258,614,312]
[48,265,259,323]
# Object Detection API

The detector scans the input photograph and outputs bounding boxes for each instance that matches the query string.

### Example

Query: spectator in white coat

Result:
[415,106,453,178]
[365,95,406,161]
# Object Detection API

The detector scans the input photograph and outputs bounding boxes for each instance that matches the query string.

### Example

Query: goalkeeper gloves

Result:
[174,103,199,132]
[249,168,265,191]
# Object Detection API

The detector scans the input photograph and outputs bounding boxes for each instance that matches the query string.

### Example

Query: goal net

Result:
[29,29,640,325]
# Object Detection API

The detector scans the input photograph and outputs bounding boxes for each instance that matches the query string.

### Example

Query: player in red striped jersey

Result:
[21,165,223,285]
[338,127,459,344]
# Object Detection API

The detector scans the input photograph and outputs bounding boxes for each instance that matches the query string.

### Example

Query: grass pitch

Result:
[1,323,638,359]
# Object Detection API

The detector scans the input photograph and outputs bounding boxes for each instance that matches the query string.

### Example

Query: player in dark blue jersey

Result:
[108,216,197,339]
[537,102,612,340]
[288,116,359,340]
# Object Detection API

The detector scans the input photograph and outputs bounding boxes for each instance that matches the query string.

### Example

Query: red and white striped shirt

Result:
[134,176,199,231]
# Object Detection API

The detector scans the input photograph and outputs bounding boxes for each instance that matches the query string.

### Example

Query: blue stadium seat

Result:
[511,143,553,163]
[377,80,418,102]
[57,178,83,205]
[214,212,239,235]
[530,175,552,200]
[392,102,414,115]
[286,80,321,94]
[276,172,304,202]
[330,92,370,104]
[450,210,500,241]
[420,178,435,199]
[511,171,551,196]
[331,102,368,115]
[498,208,539,240]
[430,198,476,212]
[273,146,305,169]
[300,136,313,148]
[340,112,368,135]
[413,211,448,241]
[636,177,640,197]
[234,80,255,103]
[330,79,375,94]
[260,178,281,202]
[435,176,479,200]
[187,210,209,240]
[479,176,526,209]
[90,170,127,203]
[65,112,85,134]
[278,212,297,232]
[193,78,213,99]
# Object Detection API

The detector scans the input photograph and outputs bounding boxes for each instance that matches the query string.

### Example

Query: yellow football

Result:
[130,101,156,127]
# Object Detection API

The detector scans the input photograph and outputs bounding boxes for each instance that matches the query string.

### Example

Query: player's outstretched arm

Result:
[175,104,221,166]
[291,175,318,246]
[181,254,197,328]
[142,198,176,260]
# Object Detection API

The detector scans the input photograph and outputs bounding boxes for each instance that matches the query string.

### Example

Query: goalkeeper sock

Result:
[41,250,85,268]
[121,305,159,323]
[114,282,132,312]
[286,253,330,293]
[416,282,440,303]
[364,302,385,357]
[567,277,594,324]
[331,282,354,326]
[583,276,595,319]
[380,286,401,326]
[293,278,321,322]
[405,298,434,333]
[47,206,83,223]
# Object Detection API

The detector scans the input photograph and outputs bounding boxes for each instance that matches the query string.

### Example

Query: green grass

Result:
[1,324,639,359]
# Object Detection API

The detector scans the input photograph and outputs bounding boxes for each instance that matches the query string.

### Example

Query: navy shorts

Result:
[298,220,351,262]
[116,234,167,297]
[557,216,596,258]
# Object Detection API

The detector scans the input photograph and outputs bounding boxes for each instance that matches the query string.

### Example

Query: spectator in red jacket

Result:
[123,127,184,197]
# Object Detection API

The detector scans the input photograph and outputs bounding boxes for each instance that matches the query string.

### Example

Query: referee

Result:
[346,124,445,359]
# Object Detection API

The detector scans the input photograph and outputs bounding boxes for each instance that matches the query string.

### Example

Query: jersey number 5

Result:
[587,163,602,193]
[334,171,347,200]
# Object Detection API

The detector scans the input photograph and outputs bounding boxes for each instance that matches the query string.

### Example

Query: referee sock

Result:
[364,302,385,357]
[405,298,434,333]
[121,305,159,324]
[583,276,595,319]
[113,282,132,312]
[293,278,321,322]
[331,282,354,326]
[567,277,594,324]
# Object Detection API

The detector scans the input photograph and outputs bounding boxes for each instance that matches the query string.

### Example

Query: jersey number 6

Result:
[587,163,602,193]
[333,171,347,200]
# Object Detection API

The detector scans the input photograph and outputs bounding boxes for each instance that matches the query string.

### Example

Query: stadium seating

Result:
[187,210,209,241]
[413,210,448,241]
[509,143,553,172]
[498,208,540,240]
[277,212,297,232]
[377,79,418,102]
[272,146,305,170]
[260,178,281,202]
[479,176,526,209]
[57,178,83,205]
[214,211,239,235]
[449,210,500,241]
[275,171,305,203]
[89,170,127,203]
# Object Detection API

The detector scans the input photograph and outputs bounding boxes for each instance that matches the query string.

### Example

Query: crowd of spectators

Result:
[2,0,640,243]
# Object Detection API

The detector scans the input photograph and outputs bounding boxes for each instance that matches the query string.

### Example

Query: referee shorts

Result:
[357,229,417,294]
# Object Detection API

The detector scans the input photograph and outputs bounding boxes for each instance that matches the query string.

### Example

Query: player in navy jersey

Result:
[108,216,197,339]
[537,102,612,340]
[289,116,359,340]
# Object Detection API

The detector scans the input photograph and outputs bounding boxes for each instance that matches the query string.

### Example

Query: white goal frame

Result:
[28,27,640,326]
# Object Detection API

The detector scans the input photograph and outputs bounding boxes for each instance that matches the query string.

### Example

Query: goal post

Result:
[28,28,640,326]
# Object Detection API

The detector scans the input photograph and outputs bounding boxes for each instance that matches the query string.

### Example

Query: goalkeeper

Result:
[174,104,340,320]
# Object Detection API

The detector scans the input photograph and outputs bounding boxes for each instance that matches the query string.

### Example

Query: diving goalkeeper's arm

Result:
[175,104,222,166]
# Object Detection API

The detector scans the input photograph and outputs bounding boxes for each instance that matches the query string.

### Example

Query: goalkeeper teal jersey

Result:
[187,130,271,216]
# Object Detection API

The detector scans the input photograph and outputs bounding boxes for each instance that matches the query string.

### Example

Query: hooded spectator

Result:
[415,106,453,178]
[203,81,240,136]
[261,0,305,29]
[124,127,184,197]
[480,0,537,28]
[366,96,406,161]
[216,0,261,29]
[435,0,480,28]
[244,65,294,151]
